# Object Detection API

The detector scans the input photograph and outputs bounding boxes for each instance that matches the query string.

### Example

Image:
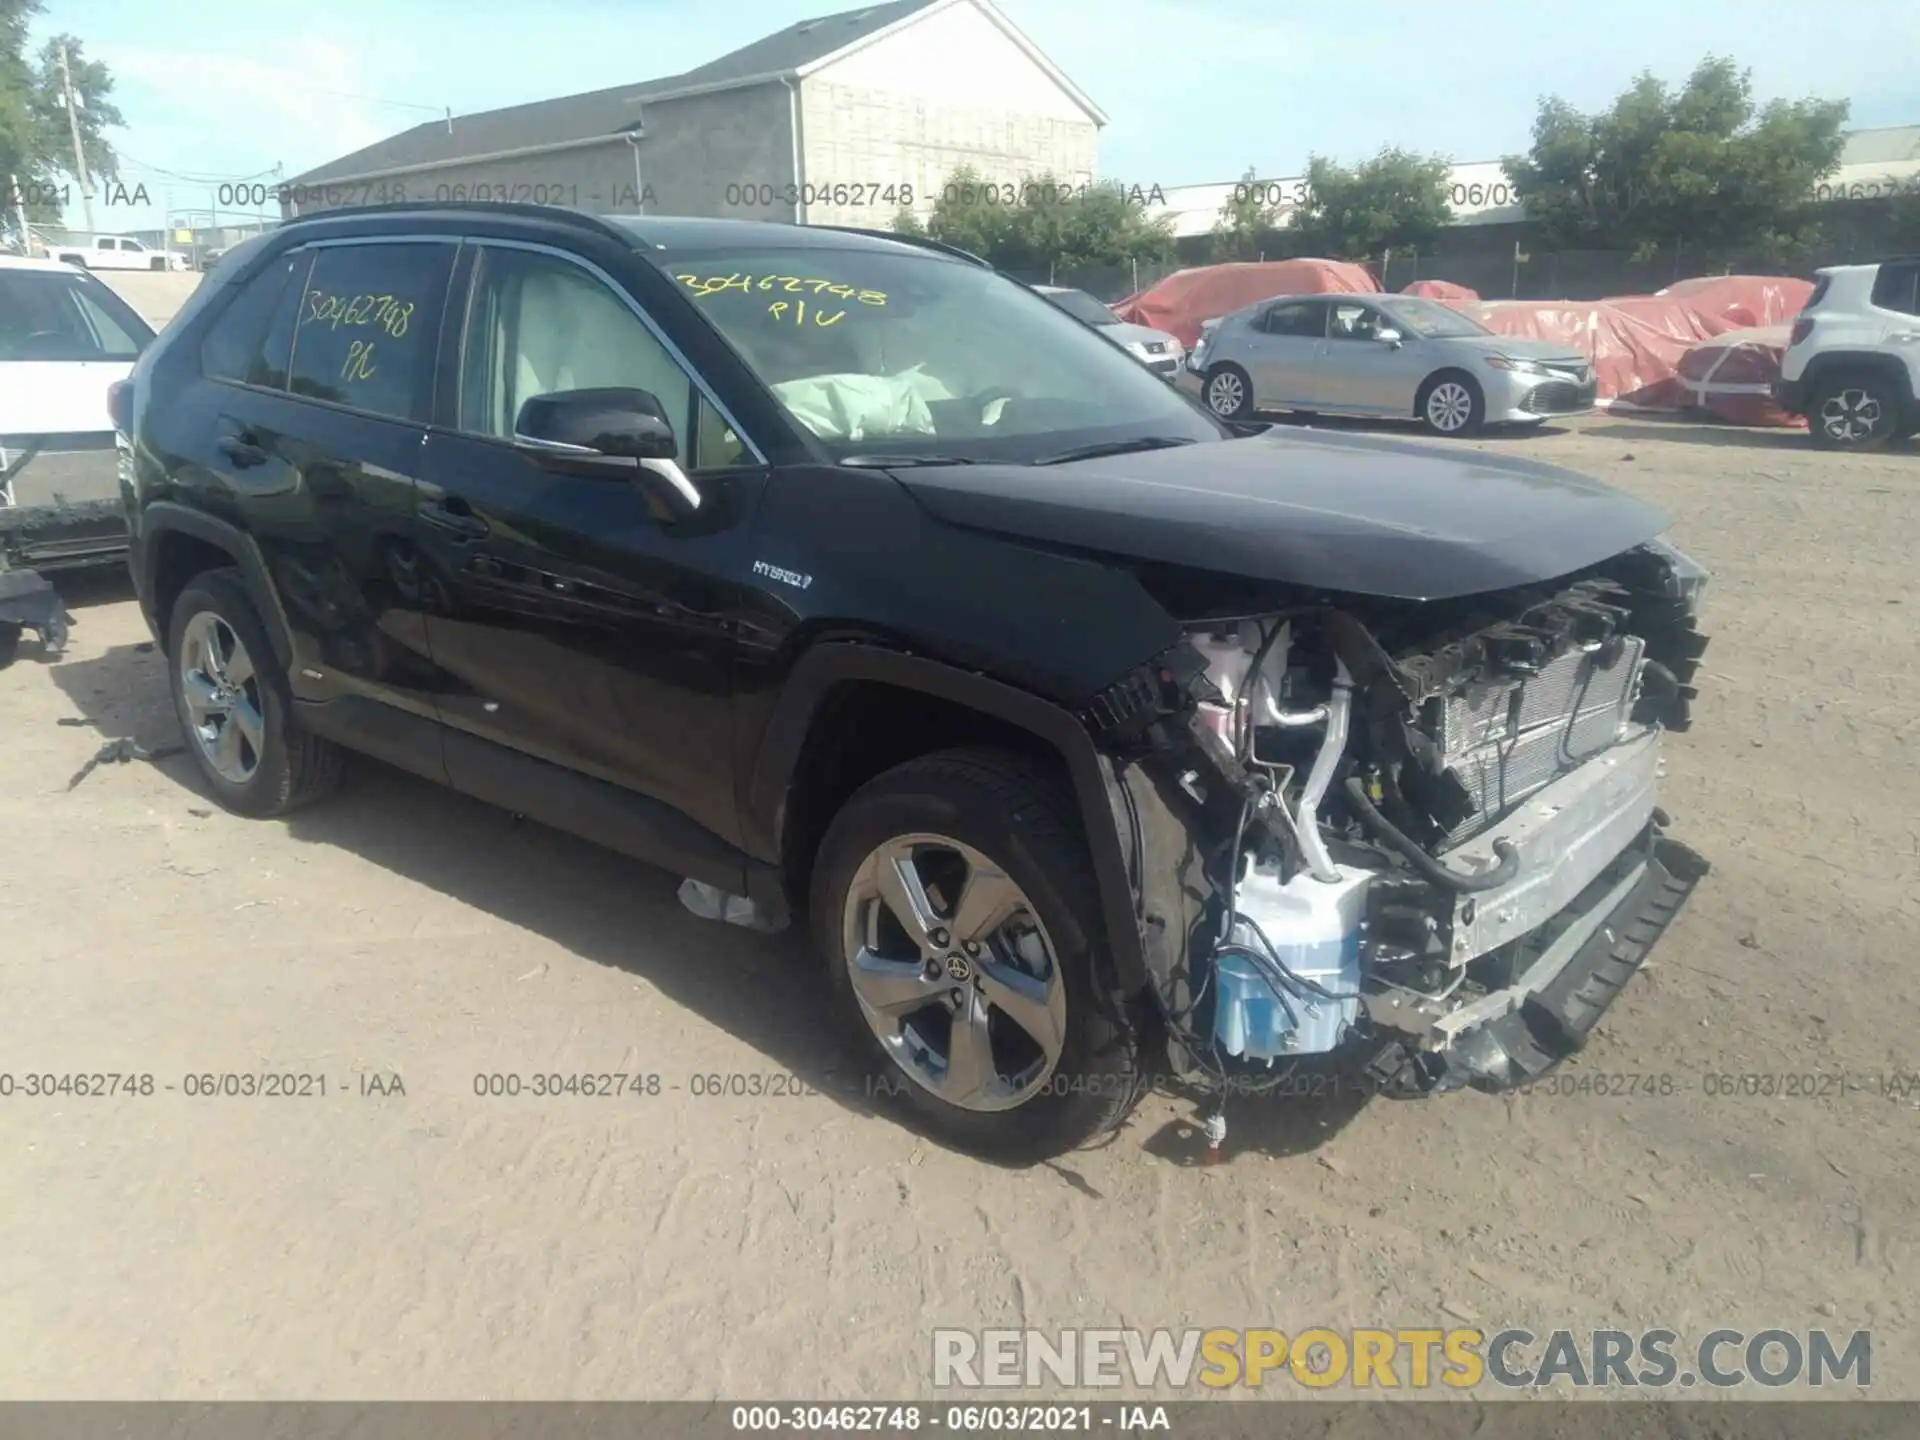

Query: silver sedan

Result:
[1178,293,1597,436]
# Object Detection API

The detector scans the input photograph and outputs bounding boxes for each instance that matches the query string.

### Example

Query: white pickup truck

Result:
[48,233,188,272]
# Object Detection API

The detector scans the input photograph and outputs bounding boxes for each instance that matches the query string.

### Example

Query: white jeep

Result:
[1775,257,1920,450]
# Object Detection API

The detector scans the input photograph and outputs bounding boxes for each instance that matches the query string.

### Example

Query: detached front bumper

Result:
[1358,727,1706,1095]
[1362,828,1707,1095]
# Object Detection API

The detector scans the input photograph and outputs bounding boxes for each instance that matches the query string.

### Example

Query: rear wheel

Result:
[812,748,1143,1161]
[1418,371,1485,436]
[1808,372,1901,450]
[1203,364,1254,420]
[166,568,342,817]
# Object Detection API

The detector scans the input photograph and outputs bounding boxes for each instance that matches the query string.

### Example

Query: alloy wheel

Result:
[1206,370,1246,417]
[1818,388,1883,445]
[179,611,266,784]
[840,832,1068,1112]
[1426,381,1474,433]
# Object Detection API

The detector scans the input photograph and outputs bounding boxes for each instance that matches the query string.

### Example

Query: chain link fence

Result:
[1366,241,1890,301]
[998,259,1185,302]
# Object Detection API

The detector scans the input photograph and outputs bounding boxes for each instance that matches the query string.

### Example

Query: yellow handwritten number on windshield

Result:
[674,273,886,307]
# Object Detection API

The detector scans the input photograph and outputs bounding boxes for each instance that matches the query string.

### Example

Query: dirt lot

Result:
[2,415,1916,1400]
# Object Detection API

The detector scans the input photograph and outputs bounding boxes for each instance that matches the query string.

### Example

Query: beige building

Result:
[284,0,1105,231]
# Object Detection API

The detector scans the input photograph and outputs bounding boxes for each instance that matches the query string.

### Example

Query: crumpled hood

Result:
[892,427,1671,601]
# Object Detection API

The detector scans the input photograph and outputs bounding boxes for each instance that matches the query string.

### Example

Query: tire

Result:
[166,567,342,817]
[0,622,20,669]
[1417,370,1485,437]
[811,747,1144,1162]
[1202,364,1254,420]
[1807,371,1901,451]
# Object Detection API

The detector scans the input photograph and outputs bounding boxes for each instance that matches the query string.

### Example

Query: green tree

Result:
[1288,148,1454,261]
[891,164,1175,278]
[0,0,122,246]
[1208,166,1282,261]
[1502,56,1848,264]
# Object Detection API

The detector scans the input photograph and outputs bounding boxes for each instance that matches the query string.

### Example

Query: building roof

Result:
[292,0,942,186]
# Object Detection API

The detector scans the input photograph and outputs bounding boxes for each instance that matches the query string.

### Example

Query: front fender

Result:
[745,641,1150,995]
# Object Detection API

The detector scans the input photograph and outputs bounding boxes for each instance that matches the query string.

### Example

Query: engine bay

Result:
[1085,538,1711,1120]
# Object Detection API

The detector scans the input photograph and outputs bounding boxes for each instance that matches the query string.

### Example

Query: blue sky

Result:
[34,0,1920,236]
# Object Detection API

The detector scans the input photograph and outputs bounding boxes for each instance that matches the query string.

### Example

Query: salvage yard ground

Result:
[1,416,1916,1399]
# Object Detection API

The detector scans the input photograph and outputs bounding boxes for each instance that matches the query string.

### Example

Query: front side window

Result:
[638,234,1222,460]
[1328,302,1385,341]
[288,242,455,422]
[458,246,703,466]
[123,239,147,253]
[0,269,154,361]
[1378,296,1490,339]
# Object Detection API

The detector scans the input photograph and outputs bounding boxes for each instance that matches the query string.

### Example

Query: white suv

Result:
[1775,257,1920,450]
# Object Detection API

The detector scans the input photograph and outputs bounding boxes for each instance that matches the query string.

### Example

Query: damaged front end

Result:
[1082,537,1711,1106]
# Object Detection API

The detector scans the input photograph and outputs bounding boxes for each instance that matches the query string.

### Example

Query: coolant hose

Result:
[1342,776,1521,893]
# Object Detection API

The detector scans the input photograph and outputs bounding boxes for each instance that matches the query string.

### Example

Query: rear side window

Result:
[288,242,456,422]
[0,269,152,361]
[1804,275,1831,310]
[1261,300,1325,338]
[1869,263,1920,317]
[201,252,310,388]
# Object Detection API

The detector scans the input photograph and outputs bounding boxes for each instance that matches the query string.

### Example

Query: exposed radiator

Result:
[1434,637,1647,842]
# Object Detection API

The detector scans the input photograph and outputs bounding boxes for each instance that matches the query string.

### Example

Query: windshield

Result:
[0,269,154,362]
[1378,296,1490,339]
[646,244,1222,461]
[1040,287,1119,326]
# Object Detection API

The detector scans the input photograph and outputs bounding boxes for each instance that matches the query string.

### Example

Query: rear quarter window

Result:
[1868,263,1920,317]
[202,252,311,388]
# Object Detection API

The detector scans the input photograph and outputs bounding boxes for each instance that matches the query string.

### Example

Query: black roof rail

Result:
[805,224,991,268]
[276,199,633,243]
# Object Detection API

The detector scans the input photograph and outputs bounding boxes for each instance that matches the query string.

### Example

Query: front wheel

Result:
[1203,364,1254,420]
[1418,371,1485,437]
[1808,372,1901,451]
[811,748,1143,1162]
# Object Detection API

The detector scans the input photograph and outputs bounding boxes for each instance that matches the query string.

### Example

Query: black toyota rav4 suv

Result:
[118,203,1712,1160]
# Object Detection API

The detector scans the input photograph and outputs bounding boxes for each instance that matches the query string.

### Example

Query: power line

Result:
[109,150,285,185]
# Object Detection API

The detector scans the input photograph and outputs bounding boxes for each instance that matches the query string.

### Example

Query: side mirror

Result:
[1374,327,1404,347]
[513,387,700,519]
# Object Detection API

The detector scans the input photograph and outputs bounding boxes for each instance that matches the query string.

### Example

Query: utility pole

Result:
[58,43,96,233]
[9,174,31,253]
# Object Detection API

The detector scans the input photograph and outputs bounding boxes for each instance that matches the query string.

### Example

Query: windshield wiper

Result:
[1032,435,1198,466]
[841,453,978,467]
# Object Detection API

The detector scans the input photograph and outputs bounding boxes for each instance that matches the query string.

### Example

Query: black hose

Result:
[1342,776,1521,893]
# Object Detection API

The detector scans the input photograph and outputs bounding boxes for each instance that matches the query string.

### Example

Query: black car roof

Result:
[267,203,986,264]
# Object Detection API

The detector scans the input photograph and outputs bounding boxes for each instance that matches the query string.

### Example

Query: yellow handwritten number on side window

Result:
[341,339,377,383]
